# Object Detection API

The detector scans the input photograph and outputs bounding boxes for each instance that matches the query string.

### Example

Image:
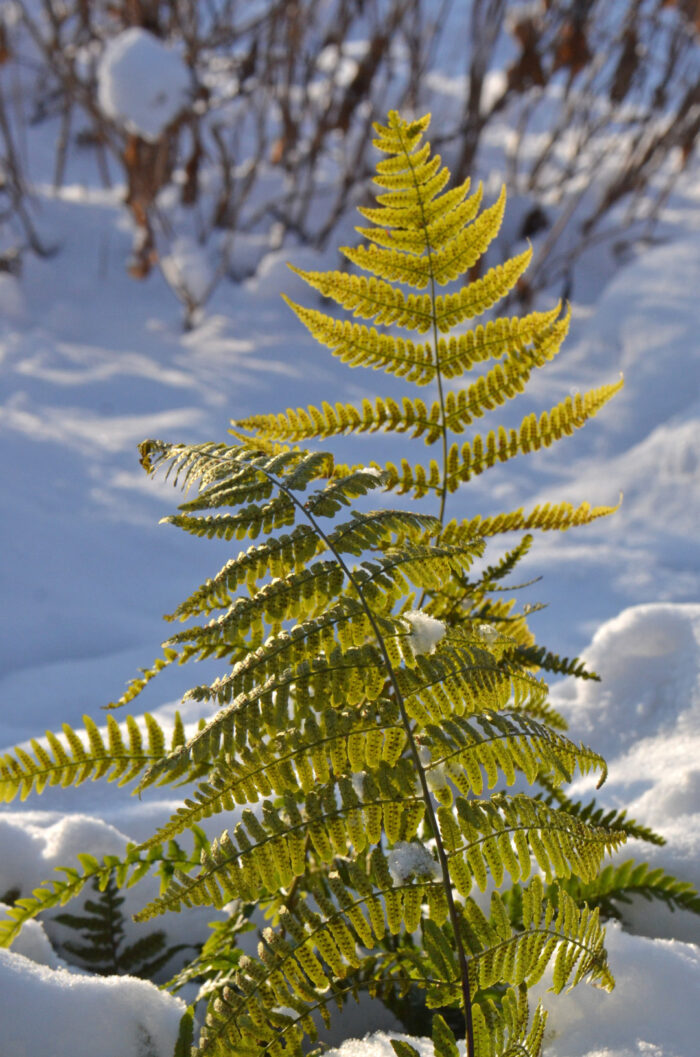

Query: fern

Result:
[2,110,678,1057]
[53,874,192,978]
[555,859,700,921]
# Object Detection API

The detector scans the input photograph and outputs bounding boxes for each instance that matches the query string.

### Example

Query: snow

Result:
[0,811,227,969]
[477,623,499,645]
[0,946,186,1057]
[551,604,700,946]
[387,842,440,884]
[97,29,192,142]
[351,772,366,800]
[0,906,59,969]
[159,237,215,311]
[403,611,447,656]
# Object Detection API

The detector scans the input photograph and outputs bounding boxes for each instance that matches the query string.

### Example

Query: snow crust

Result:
[98,29,191,142]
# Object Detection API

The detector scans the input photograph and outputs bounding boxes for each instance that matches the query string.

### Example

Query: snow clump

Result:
[160,237,215,306]
[403,610,446,656]
[477,623,499,645]
[98,28,192,142]
[387,841,440,884]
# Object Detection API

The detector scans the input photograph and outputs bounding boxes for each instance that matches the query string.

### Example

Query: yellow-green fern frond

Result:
[437,793,624,897]
[0,712,188,803]
[286,266,434,331]
[363,377,623,498]
[442,494,622,541]
[279,300,437,383]
[422,711,607,796]
[237,304,568,448]
[437,303,568,380]
[433,248,532,330]
[341,186,505,289]
[166,525,323,621]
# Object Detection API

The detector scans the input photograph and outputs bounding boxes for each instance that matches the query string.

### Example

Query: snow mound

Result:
[0,946,185,1057]
[0,812,224,973]
[98,28,191,142]
[552,603,700,943]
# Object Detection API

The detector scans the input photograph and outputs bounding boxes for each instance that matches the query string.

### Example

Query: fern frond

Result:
[0,837,204,948]
[108,648,181,709]
[238,306,568,448]
[433,249,533,331]
[162,494,297,542]
[536,783,664,845]
[341,186,506,289]
[357,178,482,254]
[277,299,437,384]
[136,711,418,852]
[166,526,323,621]
[556,859,700,920]
[511,644,600,681]
[0,711,188,803]
[136,787,417,918]
[330,508,443,554]
[437,793,624,897]
[287,265,435,332]
[363,378,624,497]
[53,875,190,977]
[473,881,613,993]
[437,303,568,382]
[421,710,607,796]
[396,635,549,724]
[441,494,622,540]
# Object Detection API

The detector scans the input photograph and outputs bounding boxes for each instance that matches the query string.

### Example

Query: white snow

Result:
[0,946,186,1057]
[387,842,440,884]
[551,604,700,945]
[403,611,447,656]
[97,29,192,142]
[351,772,366,800]
[160,237,215,309]
[477,623,499,645]
[0,906,60,969]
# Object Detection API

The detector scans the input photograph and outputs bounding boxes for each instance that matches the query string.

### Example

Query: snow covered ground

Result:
[0,14,699,1057]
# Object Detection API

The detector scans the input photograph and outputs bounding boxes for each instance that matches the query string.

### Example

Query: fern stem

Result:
[397,123,450,526]
[257,461,476,1057]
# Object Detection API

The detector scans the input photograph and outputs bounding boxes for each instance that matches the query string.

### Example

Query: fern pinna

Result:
[0,111,651,1057]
